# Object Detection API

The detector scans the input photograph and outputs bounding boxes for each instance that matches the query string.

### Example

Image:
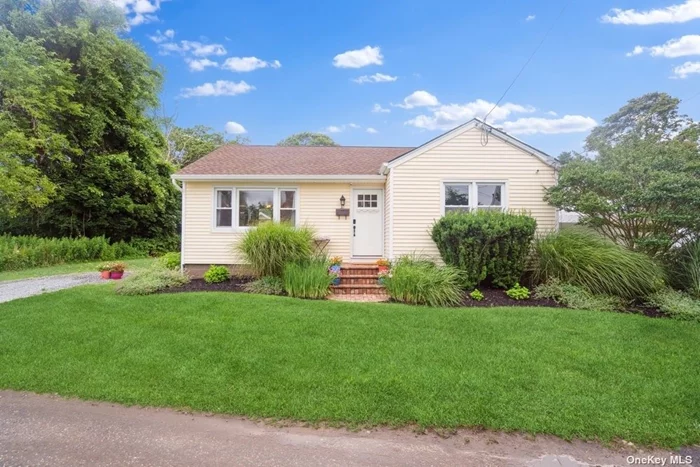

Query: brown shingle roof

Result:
[176,145,414,176]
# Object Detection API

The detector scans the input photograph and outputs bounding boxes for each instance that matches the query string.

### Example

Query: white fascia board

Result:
[172,174,387,182]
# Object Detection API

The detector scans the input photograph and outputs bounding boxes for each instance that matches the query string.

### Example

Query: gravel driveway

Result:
[0,273,104,303]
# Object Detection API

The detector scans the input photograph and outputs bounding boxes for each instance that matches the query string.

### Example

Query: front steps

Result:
[331,264,387,296]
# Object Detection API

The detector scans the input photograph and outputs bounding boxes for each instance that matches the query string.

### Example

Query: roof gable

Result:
[382,119,559,173]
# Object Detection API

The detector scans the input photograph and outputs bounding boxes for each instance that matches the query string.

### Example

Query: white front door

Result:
[352,189,383,257]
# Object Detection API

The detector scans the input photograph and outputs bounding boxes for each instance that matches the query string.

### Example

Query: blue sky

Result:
[118,0,700,155]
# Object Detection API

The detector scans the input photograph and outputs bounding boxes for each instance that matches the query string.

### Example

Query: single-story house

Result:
[172,118,559,276]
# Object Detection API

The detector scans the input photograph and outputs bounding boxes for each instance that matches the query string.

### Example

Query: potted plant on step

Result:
[329,256,342,285]
[378,270,390,285]
[376,258,391,274]
[109,262,126,280]
[98,263,112,280]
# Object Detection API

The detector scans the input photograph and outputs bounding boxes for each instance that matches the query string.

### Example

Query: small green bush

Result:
[532,227,665,299]
[158,252,181,270]
[243,276,285,295]
[204,265,230,284]
[647,289,700,322]
[383,256,464,307]
[283,259,333,299]
[115,267,190,296]
[469,289,484,301]
[534,279,624,312]
[506,283,530,300]
[665,239,700,298]
[431,210,537,289]
[237,223,315,277]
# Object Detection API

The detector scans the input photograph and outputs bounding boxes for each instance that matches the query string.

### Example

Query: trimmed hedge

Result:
[431,210,537,289]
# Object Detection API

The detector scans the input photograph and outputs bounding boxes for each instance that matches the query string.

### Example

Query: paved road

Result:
[0,391,683,467]
[0,273,103,303]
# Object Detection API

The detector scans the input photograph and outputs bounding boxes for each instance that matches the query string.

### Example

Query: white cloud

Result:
[148,28,175,43]
[525,14,536,21]
[181,80,255,98]
[325,123,360,133]
[404,98,535,130]
[106,0,166,27]
[394,90,440,109]
[627,35,700,58]
[366,127,378,134]
[224,121,247,134]
[353,73,398,84]
[546,110,558,116]
[158,40,227,57]
[222,57,282,72]
[333,46,383,68]
[372,103,390,113]
[601,0,700,25]
[404,98,538,131]
[500,115,597,135]
[672,61,700,78]
[186,58,218,72]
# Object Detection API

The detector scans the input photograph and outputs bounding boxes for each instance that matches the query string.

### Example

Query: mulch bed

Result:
[459,287,563,308]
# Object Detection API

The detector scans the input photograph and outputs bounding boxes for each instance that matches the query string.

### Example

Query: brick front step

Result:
[339,274,379,285]
[331,284,387,295]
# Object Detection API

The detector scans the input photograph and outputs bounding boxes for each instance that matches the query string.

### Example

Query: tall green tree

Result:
[546,93,700,256]
[0,0,179,241]
[277,132,337,146]
[161,121,248,167]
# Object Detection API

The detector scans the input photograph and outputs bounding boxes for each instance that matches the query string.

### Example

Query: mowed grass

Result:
[0,257,157,282]
[0,286,698,447]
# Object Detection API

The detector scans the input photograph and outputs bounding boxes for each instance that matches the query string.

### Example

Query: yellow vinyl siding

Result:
[182,181,382,265]
[389,127,557,259]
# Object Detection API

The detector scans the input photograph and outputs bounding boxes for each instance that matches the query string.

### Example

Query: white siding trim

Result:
[174,174,386,182]
[384,118,558,171]
[180,181,186,271]
[388,171,394,259]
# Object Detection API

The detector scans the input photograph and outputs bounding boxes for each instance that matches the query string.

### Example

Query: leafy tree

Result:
[0,0,179,241]
[161,121,248,167]
[546,94,700,256]
[277,132,337,146]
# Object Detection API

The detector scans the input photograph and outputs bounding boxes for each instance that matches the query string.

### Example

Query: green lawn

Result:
[0,257,157,282]
[0,286,698,447]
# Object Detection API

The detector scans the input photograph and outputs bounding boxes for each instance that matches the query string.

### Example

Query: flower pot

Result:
[329,265,341,274]
[378,265,389,273]
[332,276,341,285]
[100,270,111,279]
[110,271,124,280]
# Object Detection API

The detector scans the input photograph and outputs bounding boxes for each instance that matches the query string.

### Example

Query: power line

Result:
[482,0,574,123]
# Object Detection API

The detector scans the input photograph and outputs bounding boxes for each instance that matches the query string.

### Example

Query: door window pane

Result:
[239,190,274,227]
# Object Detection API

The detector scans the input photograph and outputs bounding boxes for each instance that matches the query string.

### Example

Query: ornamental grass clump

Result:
[431,210,537,289]
[532,227,665,300]
[236,222,315,277]
[383,256,463,307]
[283,258,333,299]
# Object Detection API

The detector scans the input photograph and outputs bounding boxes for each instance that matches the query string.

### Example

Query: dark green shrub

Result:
[237,223,315,277]
[505,283,530,300]
[647,289,700,322]
[532,227,665,299]
[431,210,537,289]
[158,252,181,270]
[204,265,230,284]
[534,279,623,312]
[243,276,285,295]
[469,289,484,301]
[115,268,190,295]
[283,259,333,299]
[383,256,464,307]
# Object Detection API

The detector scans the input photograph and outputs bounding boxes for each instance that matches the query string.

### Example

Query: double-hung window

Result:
[443,182,505,214]
[214,188,298,230]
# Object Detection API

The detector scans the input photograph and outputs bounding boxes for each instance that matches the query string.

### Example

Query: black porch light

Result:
[340,195,346,207]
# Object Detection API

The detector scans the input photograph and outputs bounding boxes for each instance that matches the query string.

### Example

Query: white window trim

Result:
[212,186,299,232]
[440,181,508,216]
